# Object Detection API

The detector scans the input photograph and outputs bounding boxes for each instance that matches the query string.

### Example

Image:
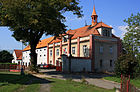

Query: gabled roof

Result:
[14,50,22,60]
[23,36,54,51]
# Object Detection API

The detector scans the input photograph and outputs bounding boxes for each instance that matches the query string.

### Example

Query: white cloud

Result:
[118,25,128,37]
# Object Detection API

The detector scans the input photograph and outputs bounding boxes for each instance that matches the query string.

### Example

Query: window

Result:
[44,54,46,56]
[40,55,41,57]
[50,50,52,56]
[56,49,59,56]
[72,47,75,54]
[64,48,67,54]
[100,60,102,68]
[44,49,46,51]
[109,46,113,54]
[110,60,112,67]
[103,30,110,37]
[40,50,42,51]
[100,46,103,53]
[83,45,88,56]
[36,50,38,52]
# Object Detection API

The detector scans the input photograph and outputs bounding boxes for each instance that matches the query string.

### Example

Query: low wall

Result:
[62,55,92,72]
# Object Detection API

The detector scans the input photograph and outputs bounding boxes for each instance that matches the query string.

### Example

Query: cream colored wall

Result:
[80,41,90,57]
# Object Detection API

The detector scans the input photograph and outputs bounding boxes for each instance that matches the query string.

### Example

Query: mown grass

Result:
[0,72,40,92]
[104,76,140,88]
[50,78,115,92]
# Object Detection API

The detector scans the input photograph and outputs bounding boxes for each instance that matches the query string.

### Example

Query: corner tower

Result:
[91,5,98,26]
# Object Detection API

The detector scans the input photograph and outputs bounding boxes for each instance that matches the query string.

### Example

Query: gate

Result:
[121,75,140,92]
[56,61,62,72]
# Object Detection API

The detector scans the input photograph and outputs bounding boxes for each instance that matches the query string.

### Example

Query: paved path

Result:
[33,69,120,90]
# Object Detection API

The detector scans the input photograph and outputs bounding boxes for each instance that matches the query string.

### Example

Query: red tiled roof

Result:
[14,50,22,60]
[48,22,113,44]
[24,36,54,51]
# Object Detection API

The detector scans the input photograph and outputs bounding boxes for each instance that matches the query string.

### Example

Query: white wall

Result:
[22,47,47,66]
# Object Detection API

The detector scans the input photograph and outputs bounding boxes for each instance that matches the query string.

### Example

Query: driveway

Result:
[36,69,120,89]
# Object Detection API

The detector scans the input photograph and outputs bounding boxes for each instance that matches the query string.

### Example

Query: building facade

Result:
[22,5,122,72]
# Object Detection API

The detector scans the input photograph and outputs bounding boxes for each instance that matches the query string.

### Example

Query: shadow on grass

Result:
[0,72,54,86]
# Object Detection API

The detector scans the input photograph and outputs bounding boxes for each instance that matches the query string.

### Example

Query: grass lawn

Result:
[104,76,140,88]
[50,78,115,92]
[0,72,115,92]
[0,72,40,92]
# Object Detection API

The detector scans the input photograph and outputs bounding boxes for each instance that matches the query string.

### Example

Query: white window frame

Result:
[72,47,75,54]
[56,49,59,56]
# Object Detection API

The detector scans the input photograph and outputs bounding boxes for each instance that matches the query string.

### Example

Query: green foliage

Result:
[115,13,140,78]
[0,50,13,63]
[115,54,140,78]
[0,0,83,72]
[123,13,140,61]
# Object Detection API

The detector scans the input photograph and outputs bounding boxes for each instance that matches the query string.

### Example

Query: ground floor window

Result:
[110,60,112,67]
[100,60,102,68]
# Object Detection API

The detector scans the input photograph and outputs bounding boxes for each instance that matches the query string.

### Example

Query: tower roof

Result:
[92,5,97,15]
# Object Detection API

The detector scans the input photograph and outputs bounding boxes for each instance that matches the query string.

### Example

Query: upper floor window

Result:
[83,45,88,57]
[100,46,103,53]
[72,47,75,54]
[109,46,113,54]
[50,50,52,56]
[40,49,42,51]
[44,49,46,51]
[56,49,59,56]
[103,30,110,37]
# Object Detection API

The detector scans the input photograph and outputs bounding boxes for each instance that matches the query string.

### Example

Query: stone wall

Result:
[61,55,91,72]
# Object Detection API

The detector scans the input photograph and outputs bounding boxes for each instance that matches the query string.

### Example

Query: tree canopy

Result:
[123,13,140,60]
[0,0,83,72]
[0,50,13,63]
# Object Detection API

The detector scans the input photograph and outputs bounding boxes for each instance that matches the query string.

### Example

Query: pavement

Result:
[33,69,120,90]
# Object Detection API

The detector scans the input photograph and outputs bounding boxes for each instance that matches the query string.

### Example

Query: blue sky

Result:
[0,0,140,50]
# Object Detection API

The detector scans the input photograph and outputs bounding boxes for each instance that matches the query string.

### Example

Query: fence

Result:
[9,65,25,72]
[121,75,140,92]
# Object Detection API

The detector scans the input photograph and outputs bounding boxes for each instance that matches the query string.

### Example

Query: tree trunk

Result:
[29,43,38,73]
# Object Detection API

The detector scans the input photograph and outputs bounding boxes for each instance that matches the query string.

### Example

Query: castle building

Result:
[22,5,122,72]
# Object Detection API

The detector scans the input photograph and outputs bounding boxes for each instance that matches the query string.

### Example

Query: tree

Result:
[123,13,140,61]
[0,50,13,63]
[115,13,140,78]
[0,0,83,72]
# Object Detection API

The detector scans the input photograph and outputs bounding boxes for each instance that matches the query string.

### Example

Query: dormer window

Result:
[103,30,110,37]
